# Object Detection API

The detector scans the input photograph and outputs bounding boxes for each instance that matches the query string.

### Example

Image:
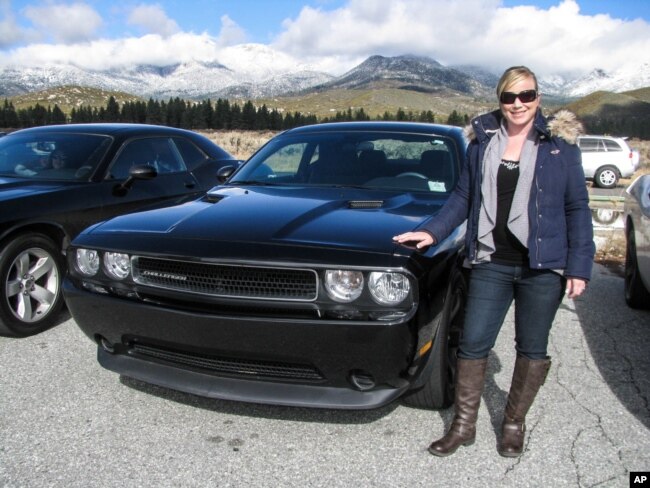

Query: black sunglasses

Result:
[499,89,538,104]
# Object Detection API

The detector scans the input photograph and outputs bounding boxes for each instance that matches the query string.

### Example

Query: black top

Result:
[492,159,529,265]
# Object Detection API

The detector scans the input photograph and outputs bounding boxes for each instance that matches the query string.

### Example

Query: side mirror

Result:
[217,165,236,183]
[113,164,158,196]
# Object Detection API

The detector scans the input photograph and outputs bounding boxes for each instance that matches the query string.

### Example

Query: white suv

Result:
[578,135,640,189]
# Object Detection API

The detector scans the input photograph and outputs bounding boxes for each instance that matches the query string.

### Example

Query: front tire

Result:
[0,234,65,336]
[624,227,650,309]
[403,269,467,409]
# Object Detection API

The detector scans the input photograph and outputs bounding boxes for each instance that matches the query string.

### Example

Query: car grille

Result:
[130,343,324,382]
[132,257,318,301]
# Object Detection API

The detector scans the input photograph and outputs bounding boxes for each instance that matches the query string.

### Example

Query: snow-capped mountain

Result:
[0,46,647,101]
[311,55,494,98]
[0,44,334,100]
[547,64,650,97]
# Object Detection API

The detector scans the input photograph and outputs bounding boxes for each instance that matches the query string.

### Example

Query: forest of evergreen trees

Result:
[0,96,470,131]
[580,110,650,140]
[2,94,646,139]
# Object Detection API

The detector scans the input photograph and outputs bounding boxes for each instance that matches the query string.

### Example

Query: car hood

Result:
[0,177,69,201]
[81,185,447,258]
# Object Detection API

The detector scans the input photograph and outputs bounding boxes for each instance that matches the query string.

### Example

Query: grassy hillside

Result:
[563,90,648,116]
[6,83,650,139]
[563,88,650,139]
[255,87,496,120]
[624,87,650,103]
[8,85,142,113]
[8,85,497,121]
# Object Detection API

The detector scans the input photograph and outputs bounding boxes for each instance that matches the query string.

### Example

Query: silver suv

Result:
[578,135,640,188]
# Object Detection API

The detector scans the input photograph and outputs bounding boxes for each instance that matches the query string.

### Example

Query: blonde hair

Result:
[496,66,539,99]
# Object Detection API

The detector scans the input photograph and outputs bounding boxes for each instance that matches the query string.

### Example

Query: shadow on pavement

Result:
[573,264,650,428]
[0,308,71,338]
[120,374,399,424]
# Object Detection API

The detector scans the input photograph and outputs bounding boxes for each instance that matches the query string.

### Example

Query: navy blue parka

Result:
[418,109,595,281]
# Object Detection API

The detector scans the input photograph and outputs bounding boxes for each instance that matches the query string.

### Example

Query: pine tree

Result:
[51,104,66,124]
[105,96,120,122]
[241,101,257,130]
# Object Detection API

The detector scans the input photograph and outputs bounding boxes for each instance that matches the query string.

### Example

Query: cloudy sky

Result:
[1,0,649,77]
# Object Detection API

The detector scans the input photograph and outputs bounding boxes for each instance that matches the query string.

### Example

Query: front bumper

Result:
[97,348,408,409]
[64,279,418,409]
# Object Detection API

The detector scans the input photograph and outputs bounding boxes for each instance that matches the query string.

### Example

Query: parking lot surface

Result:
[1,263,649,488]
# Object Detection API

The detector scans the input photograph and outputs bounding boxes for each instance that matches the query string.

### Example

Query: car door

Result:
[174,136,230,191]
[92,136,202,223]
[635,176,650,287]
[578,137,603,177]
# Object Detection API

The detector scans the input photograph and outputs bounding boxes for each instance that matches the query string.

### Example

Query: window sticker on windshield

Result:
[428,181,446,192]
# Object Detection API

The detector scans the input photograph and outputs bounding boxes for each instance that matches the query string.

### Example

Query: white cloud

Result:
[272,0,650,77]
[127,4,180,37]
[215,14,247,46]
[0,32,228,70]
[0,0,27,48]
[23,2,103,43]
[0,9,245,70]
[0,0,648,80]
[473,1,649,77]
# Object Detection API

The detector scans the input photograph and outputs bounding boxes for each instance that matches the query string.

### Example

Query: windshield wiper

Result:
[228,180,280,186]
[320,183,369,190]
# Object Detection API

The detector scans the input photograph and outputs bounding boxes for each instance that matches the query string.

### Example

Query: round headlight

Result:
[368,272,410,305]
[324,270,364,302]
[103,252,131,280]
[76,249,100,276]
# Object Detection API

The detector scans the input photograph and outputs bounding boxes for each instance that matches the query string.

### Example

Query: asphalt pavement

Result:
[1,262,648,488]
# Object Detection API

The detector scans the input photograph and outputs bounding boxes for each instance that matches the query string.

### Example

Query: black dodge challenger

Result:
[0,123,235,337]
[64,121,469,410]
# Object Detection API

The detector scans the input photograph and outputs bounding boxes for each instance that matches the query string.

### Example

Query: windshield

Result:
[230,130,461,193]
[0,132,112,180]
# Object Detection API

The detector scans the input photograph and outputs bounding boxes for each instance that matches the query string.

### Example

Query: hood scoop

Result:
[347,200,384,209]
[203,194,224,204]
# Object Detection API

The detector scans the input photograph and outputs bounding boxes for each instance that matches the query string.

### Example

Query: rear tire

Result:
[0,234,65,336]
[403,269,466,409]
[624,227,650,309]
[594,166,619,189]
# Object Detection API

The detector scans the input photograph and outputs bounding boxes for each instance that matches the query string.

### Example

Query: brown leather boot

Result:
[428,357,488,457]
[498,356,551,458]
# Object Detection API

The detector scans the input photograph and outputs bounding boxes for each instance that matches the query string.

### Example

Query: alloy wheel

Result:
[5,247,59,323]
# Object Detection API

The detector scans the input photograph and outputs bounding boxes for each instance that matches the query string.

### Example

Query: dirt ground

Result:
[595,241,625,278]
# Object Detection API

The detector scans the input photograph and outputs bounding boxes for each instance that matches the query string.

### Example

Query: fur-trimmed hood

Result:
[464,109,584,145]
[546,110,583,144]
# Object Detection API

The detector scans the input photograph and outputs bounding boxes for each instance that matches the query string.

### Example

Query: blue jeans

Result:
[459,262,566,360]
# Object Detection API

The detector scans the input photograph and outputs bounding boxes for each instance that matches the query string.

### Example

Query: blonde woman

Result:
[394,66,594,457]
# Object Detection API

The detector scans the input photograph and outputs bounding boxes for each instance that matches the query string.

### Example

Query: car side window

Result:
[109,137,186,179]
[172,138,209,171]
[109,139,154,179]
[603,140,622,152]
[149,138,186,174]
[260,142,307,178]
[0,134,110,180]
[578,138,600,152]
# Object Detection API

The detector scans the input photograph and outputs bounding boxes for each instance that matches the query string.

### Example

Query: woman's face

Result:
[499,76,540,132]
[51,152,67,169]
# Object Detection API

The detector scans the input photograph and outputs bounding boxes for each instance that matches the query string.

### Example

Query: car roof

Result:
[578,135,626,141]
[281,121,465,138]
[8,123,197,137]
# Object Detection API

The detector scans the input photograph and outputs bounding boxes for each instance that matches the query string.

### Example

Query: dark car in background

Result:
[65,121,468,410]
[0,123,236,336]
[624,174,650,309]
